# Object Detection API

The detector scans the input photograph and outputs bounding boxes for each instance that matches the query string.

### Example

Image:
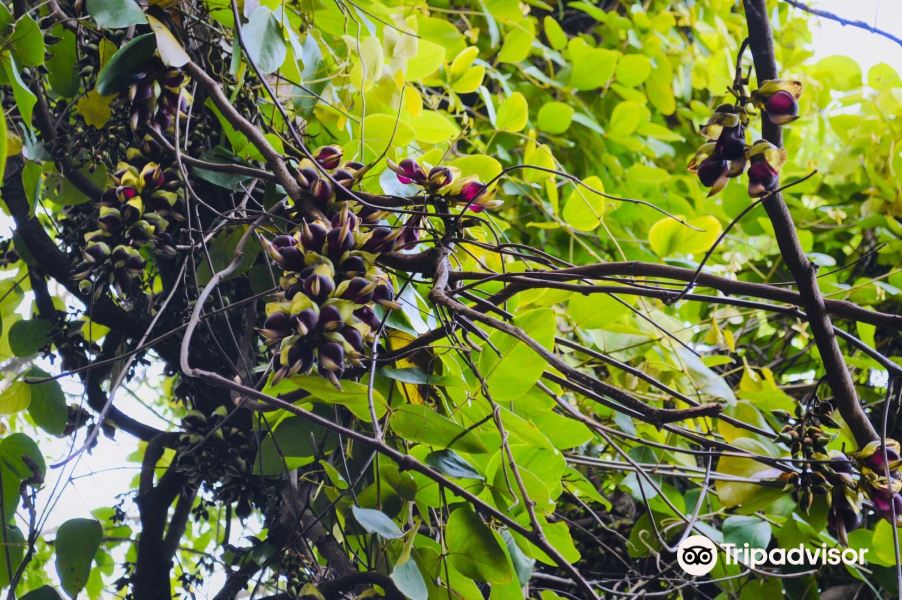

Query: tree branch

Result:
[782,0,902,48]
[743,0,878,446]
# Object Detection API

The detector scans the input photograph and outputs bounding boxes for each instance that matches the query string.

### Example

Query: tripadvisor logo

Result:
[677,535,718,576]
[676,534,870,576]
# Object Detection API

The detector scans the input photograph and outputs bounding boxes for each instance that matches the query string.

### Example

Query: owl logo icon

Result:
[677,535,718,576]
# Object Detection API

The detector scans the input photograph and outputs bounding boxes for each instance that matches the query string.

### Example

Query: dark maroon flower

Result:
[389,158,427,185]
[314,146,343,170]
[260,312,292,340]
[747,159,779,197]
[765,91,799,125]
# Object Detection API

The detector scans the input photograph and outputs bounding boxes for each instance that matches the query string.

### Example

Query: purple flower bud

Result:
[354,305,381,330]
[362,227,394,253]
[865,445,901,470]
[318,341,345,372]
[341,254,368,275]
[765,91,799,125]
[697,157,730,188]
[747,158,779,197]
[714,125,746,161]
[341,277,374,304]
[390,158,427,185]
[873,492,902,524]
[277,245,306,272]
[310,178,334,205]
[326,227,355,259]
[314,146,343,170]
[260,312,292,339]
[457,181,485,203]
[298,167,318,188]
[301,221,328,253]
[372,281,400,309]
[304,273,335,303]
[340,326,364,352]
[271,235,296,250]
[291,308,319,337]
[428,166,453,189]
[319,304,344,331]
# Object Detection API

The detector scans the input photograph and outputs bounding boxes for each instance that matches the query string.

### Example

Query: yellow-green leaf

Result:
[648,215,723,257]
[496,92,528,132]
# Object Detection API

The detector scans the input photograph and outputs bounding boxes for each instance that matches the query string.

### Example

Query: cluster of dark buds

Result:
[773,402,865,544]
[689,79,800,197]
[178,406,262,519]
[126,58,192,134]
[294,146,366,210]
[73,148,184,293]
[291,146,425,249]
[387,158,502,213]
[855,440,902,526]
[260,207,399,386]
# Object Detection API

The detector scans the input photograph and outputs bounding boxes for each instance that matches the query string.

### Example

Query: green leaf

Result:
[497,27,534,64]
[0,433,45,521]
[86,0,146,28]
[389,405,488,454]
[195,225,261,285]
[242,6,287,75]
[714,438,783,509]
[647,215,722,257]
[479,307,555,400]
[147,15,189,67]
[95,33,156,95]
[254,415,337,475]
[0,108,6,182]
[446,507,513,584]
[46,27,80,97]
[723,515,772,549]
[21,586,64,600]
[3,54,36,129]
[569,42,618,91]
[55,518,103,598]
[542,16,567,50]
[286,375,387,421]
[625,163,670,186]
[409,110,459,144]
[0,524,25,589]
[25,368,68,436]
[615,54,652,87]
[536,101,574,134]
[812,55,861,92]
[562,175,606,231]
[390,559,428,600]
[496,92,528,132]
[351,506,404,539]
[608,101,642,136]
[10,15,44,67]
[425,449,484,480]
[8,319,53,357]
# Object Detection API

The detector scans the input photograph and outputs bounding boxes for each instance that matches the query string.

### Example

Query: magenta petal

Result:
[459,181,484,202]
[466,203,485,213]
[397,175,414,184]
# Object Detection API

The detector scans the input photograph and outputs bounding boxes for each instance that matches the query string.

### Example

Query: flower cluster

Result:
[126,58,191,134]
[855,440,902,527]
[689,80,801,197]
[776,401,902,544]
[73,150,184,292]
[387,158,502,213]
[260,207,399,385]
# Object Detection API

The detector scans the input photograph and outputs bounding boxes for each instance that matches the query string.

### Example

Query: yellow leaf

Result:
[76,90,112,129]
